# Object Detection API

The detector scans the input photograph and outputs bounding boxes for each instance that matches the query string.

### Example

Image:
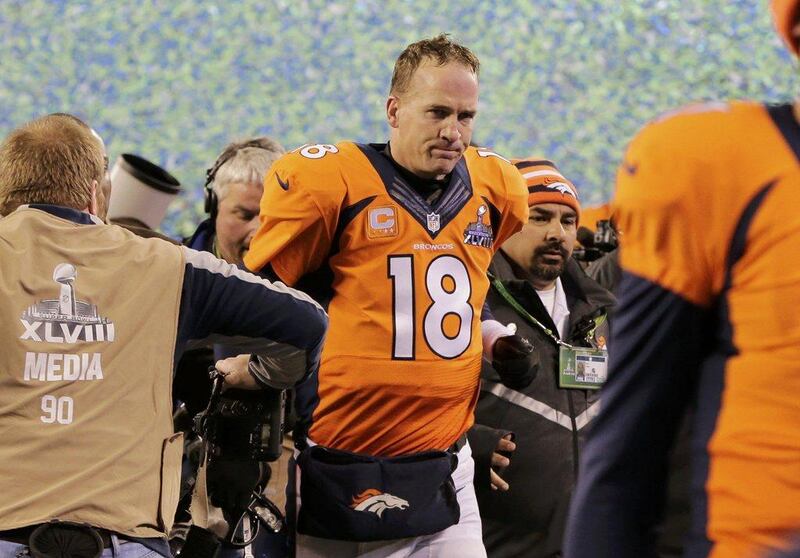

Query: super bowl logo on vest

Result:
[19,264,114,424]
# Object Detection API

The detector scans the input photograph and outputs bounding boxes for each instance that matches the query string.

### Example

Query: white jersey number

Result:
[40,395,74,425]
[389,255,473,360]
[299,144,338,159]
[476,148,511,164]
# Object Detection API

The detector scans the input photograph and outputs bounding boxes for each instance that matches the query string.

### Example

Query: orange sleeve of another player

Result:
[580,203,612,231]
[614,105,733,307]
[243,153,345,285]
[494,162,529,249]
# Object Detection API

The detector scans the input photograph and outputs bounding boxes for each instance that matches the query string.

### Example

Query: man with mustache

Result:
[469,159,614,558]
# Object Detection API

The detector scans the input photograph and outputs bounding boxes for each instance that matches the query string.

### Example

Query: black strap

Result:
[0,523,110,552]
[448,432,468,453]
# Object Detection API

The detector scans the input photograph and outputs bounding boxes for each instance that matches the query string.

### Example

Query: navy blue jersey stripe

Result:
[723,181,776,289]
[564,273,709,558]
[336,196,376,242]
[687,179,776,556]
[766,104,800,164]
[481,196,502,236]
[355,143,474,239]
[294,196,378,309]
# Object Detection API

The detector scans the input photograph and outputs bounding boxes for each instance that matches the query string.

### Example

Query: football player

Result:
[244,34,528,558]
[565,2,800,557]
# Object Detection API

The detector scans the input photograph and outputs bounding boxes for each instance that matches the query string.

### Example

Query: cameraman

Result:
[177,136,286,418]
[185,136,284,265]
[0,114,326,558]
[175,136,290,557]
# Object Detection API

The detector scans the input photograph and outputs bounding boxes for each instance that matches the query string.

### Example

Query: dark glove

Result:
[468,424,513,491]
[492,334,538,390]
[206,457,264,513]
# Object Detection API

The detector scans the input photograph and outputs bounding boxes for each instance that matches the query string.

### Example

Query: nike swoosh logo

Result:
[276,174,290,191]
[622,161,638,175]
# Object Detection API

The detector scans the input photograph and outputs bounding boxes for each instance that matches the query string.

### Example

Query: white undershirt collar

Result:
[536,277,570,339]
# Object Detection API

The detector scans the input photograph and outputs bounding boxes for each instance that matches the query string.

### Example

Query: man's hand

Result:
[492,334,538,390]
[215,354,261,390]
[490,434,515,491]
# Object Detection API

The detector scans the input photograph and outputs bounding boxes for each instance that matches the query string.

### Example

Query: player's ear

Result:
[87,180,99,216]
[386,95,400,129]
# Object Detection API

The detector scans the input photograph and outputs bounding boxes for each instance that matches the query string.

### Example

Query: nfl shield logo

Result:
[426,212,441,233]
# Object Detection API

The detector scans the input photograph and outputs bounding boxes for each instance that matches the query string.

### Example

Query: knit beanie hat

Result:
[513,158,580,221]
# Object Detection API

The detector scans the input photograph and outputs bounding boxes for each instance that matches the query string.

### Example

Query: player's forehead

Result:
[404,60,479,107]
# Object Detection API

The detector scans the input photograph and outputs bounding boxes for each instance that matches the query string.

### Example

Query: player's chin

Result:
[430,157,461,176]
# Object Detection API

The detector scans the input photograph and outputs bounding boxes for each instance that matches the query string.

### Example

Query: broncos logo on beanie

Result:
[512,158,581,222]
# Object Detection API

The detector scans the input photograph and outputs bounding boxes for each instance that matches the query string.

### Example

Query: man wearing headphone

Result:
[186,137,285,265]
[179,137,287,423]
[175,136,289,558]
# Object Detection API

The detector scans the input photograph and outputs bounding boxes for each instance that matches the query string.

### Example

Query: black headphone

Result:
[204,137,282,223]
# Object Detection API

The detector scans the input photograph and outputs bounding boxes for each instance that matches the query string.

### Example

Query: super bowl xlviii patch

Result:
[21,263,115,344]
[20,263,114,384]
[463,205,493,248]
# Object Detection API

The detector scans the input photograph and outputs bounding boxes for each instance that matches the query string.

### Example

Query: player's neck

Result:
[383,143,449,193]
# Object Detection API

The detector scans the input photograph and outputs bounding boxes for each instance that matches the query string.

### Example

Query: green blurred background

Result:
[1,0,797,237]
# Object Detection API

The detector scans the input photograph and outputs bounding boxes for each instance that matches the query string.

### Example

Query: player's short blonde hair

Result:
[0,114,106,214]
[390,34,480,96]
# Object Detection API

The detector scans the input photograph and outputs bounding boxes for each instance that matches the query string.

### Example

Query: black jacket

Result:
[469,251,615,558]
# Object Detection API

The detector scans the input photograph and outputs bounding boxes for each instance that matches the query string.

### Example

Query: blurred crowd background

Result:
[0,0,797,238]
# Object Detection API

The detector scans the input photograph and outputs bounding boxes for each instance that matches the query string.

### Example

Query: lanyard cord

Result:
[488,273,574,349]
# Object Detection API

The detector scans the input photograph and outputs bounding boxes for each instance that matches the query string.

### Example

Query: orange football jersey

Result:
[245,142,528,456]
[580,203,612,232]
[566,101,800,558]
